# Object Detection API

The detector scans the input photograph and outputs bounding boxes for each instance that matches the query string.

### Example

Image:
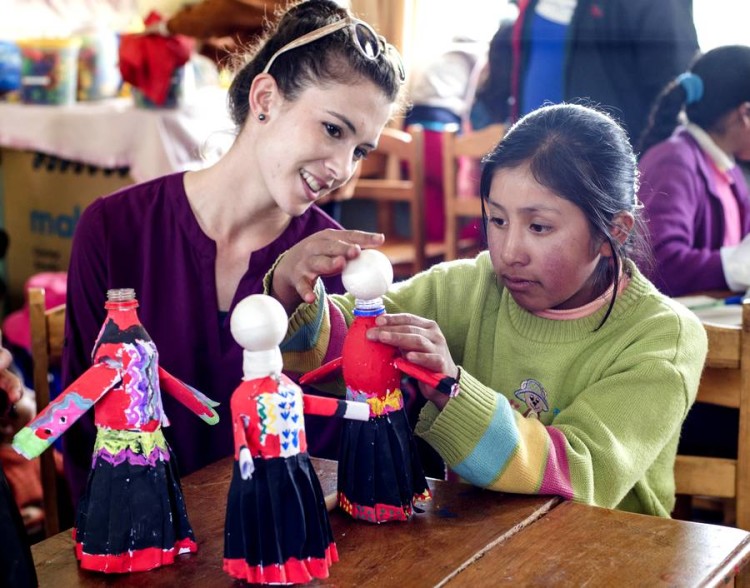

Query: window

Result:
[694,0,750,51]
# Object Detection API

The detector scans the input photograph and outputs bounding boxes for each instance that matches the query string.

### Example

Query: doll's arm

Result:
[394,357,459,398]
[158,366,220,425]
[234,414,254,480]
[299,356,343,386]
[302,393,369,421]
[12,363,121,459]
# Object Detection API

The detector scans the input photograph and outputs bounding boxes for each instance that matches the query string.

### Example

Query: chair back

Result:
[674,300,750,529]
[29,286,66,537]
[441,122,506,261]
[350,124,431,277]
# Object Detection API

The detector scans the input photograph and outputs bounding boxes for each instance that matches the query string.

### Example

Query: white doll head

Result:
[230,294,288,352]
[342,249,394,300]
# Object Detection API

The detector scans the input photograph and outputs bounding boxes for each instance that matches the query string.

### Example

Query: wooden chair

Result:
[29,286,66,537]
[441,122,506,261]
[350,124,439,278]
[673,301,750,530]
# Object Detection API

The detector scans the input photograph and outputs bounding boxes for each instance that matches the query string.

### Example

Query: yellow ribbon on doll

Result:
[365,388,404,417]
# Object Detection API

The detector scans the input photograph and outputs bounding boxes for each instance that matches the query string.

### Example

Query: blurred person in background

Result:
[638,46,750,298]
[510,0,699,146]
[0,344,37,588]
[469,18,514,131]
[638,45,750,471]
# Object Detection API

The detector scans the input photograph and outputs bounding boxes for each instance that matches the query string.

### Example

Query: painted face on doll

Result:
[259,77,393,217]
[486,163,608,313]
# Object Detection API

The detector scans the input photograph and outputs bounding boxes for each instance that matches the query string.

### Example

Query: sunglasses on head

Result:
[262,16,406,83]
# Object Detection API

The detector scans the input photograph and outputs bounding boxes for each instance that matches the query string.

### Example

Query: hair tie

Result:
[676,72,704,105]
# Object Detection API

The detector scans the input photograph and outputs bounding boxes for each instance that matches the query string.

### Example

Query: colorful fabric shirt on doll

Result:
[13,289,219,573]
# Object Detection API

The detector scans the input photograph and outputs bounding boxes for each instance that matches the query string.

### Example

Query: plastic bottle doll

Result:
[223,294,368,585]
[301,250,458,523]
[13,288,219,574]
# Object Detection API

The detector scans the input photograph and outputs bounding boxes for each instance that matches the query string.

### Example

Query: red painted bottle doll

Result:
[223,294,368,585]
[13,288,219,573]
[302,250,457,523]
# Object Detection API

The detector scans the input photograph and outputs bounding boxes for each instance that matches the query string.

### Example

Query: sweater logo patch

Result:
[513,379,549,419]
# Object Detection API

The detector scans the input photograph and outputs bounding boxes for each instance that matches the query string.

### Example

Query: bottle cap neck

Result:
[107,288,136,302]
[354,297,385,315]
[105,288,139,311]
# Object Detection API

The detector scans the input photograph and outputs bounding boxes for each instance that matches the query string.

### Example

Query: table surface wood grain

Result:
[445,500,750,588]
[31,457,750,587]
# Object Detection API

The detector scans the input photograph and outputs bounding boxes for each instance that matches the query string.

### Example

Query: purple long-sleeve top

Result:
[638,128,750,296]
[61,172,344,504]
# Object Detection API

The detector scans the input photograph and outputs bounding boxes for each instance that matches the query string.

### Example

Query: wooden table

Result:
[32,457,750,587]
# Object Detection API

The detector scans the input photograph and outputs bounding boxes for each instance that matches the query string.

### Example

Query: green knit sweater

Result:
[280,253,707,516]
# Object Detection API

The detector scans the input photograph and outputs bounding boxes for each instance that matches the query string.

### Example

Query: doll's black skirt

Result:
[73,429,196,573]
[338,407,431,523]
[223,453,337,584]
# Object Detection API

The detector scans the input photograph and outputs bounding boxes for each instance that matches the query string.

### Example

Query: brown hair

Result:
[227,0,404,128]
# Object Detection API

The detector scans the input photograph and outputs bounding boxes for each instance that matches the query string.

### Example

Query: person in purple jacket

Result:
[638,45,750,297]
[61,0,406,506]
[639,45,750,463]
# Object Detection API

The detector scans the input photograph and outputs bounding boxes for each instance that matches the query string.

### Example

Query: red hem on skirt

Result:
[339,490,431,522]
[72,529,197,573]
[223,543,338,584]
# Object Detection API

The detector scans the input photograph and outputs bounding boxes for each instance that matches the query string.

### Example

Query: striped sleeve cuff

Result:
[415,368,499,467]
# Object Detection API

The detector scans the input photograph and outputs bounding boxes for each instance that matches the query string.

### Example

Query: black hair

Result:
[639,45,750,155]
[480,103,647,328]
[226,0,403,128]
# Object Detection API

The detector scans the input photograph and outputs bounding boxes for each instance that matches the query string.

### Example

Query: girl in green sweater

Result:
[270,103,708,517]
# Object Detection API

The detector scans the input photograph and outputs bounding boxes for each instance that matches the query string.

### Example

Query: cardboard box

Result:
[1,148,133,308]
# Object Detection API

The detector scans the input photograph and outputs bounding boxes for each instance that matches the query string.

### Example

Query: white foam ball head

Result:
[230,294,288,352]
[342,249,394,300]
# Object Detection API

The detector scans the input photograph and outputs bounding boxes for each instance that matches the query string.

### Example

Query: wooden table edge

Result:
[704,533,750,587]
[434,495,563,587]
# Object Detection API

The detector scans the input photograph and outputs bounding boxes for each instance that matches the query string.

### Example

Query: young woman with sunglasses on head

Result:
[60,0,406,507]
[270,103,708,517]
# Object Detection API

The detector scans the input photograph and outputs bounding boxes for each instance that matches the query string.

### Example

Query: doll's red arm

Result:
[158,366,220,425]
[394,358,459,398]
[299,357,343,386]
[233,412,251,456]
[302,393,369,421]
[12,363,121,459]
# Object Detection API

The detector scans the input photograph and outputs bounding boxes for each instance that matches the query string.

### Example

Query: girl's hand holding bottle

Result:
[367,313,458,410]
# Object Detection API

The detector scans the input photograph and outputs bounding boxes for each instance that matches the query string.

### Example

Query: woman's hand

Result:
[271,229,384,314]
[0,346,23,411]
[366,313,457,410]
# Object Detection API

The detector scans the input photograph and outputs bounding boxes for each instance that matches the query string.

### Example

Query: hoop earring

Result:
[258,113,266,121]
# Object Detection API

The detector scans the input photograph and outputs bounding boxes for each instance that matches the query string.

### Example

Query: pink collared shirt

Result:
[534,274,631,320]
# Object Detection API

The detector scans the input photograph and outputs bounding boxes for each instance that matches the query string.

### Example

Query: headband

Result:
[676,72,704,105]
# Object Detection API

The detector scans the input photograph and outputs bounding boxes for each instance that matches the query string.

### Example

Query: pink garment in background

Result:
[422,129,481,244]
[2,272,67,353]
